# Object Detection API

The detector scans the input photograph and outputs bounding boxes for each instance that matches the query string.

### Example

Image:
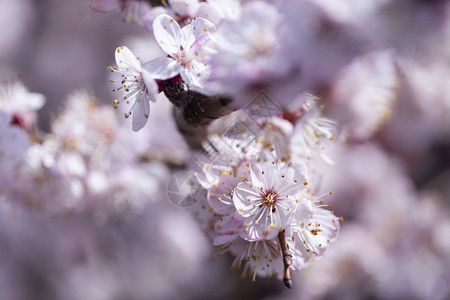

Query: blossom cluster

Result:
[96,0,358,285]
[0,81,177,217]
[92,0,450,288]
[190,96,340,285]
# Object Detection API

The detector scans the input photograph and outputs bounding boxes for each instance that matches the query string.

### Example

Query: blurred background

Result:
[0,0,449,299]
[0,0,147,129]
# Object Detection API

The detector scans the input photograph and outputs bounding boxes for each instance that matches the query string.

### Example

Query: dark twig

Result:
[278,230,293,289]
[164,80,233,149]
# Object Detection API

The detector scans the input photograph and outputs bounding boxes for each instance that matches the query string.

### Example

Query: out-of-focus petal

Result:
[168,0,199,18]
[190,17,216,39]
[26,92,46,111]
[90,0,120,12]
[131,93,150,132]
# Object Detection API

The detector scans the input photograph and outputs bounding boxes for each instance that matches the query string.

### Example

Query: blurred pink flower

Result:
[0,111,30,188]
[91,0,152,25]
[0,79,45,130]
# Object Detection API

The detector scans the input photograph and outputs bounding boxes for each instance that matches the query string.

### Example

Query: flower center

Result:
[262,190,278,206]
[172,48,193,69]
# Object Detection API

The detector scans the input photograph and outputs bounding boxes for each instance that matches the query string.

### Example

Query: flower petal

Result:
[131,93,150,132]
[243,220,278,241]
[190,17,216,39]
[179,17,215,54]
[213,233,239,246]
[168,0,200,18]
[233,181,261,217]
[142,7,169,31]
[26,93,46,110]
[90,0,120,12]
[141,70,159,102]
[214,213,242,235]
[180,62,209,91]
[115,46,141,71]
[143,57,182,80]
[153,14,183,55]
[180,23,196,51]
[0,111,12,127]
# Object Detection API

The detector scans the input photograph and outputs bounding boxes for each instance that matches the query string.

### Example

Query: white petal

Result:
[295,198,314,223]
[132,93,150,132]
[0,121,30,166]
[190,17,216,39]
[242,219,278,241]
[248,161,271,191]
[142,7,169,31]
[168,0,200,18]
[143,57,182,80]
[180,62,209,91]
[115,46,141,71]
[214,214,240,234]
[196,3,223,25]
[59,152,87,177]
[153,14,183,55]
[26,92,46,110]
[0,111,12,127]
[233,182,261,217]
[180,23,196,51]
[213,233,239,246]
[141,70,159,102]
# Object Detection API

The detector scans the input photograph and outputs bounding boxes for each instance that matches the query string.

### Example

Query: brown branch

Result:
[164,80,234,150]
[278,230,293,289]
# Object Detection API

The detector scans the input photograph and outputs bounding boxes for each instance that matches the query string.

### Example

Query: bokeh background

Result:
[0,0,144,129]
[1,0,449,299]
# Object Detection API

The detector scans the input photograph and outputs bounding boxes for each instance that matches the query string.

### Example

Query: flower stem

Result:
[164,80,233,149]
[278,230,293,289]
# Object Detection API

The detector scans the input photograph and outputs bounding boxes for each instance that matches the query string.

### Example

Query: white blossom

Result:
[233,152,308,241]
[0,79,45,129]
[144,14,216,92]
[108,46,158,131]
